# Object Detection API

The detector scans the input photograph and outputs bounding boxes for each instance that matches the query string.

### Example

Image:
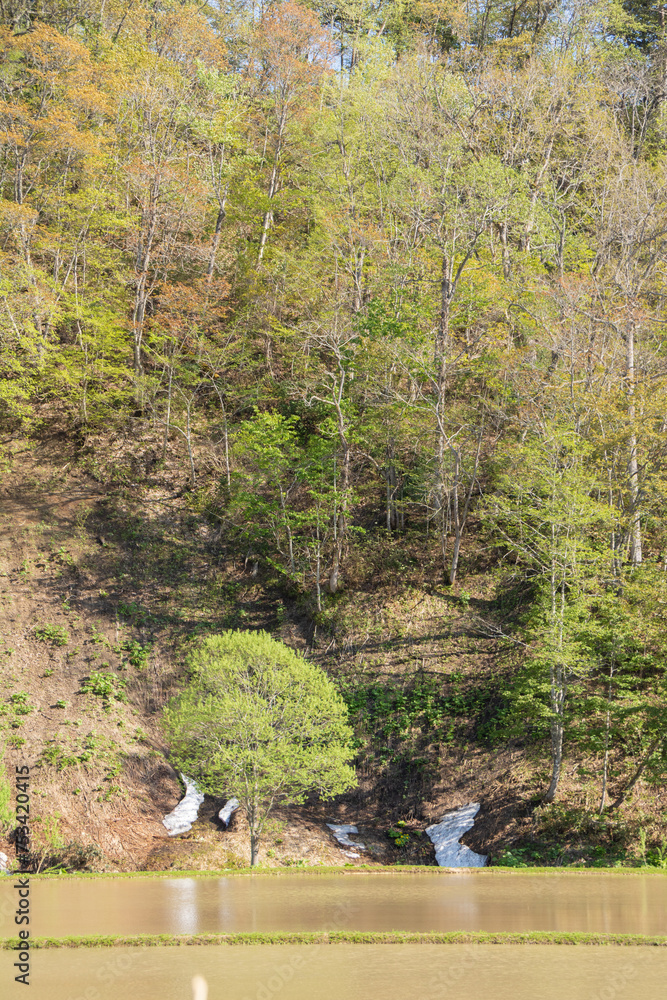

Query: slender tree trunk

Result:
[657,6,667,110]
[612,735,662,809]
[77,322,89,425]
[132,185,159,385]
[386,473,393,530]
[184,398,195,487]
[280,489,295,574]
[544,569,566,804]
[449,426,483,586]
[315,528,322,613]
[557,212,566,277]
[329,505,347,592]
[626,321,642,565]
[478,0,492,48]
[449,449,461,578]
[162,365,173,460]
[329,372,351,594]
[207,201,227,281]
[544,676,564,803]
[257,206,274,263]
[132,271,148,378]
[352,248,365,312]
[223,411,231,490]
[166,393,196,487]
[498,220,511,280]
[210,380,231,489]
[598,656,615,815]
[257,123,283,263]
[385,443,398,530]
[15,149,27,205]
[435,255,452,581]
[249,785,259,866]
[522,138,553,253]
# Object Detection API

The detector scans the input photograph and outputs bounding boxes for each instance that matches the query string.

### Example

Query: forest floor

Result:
[0,428,665,872]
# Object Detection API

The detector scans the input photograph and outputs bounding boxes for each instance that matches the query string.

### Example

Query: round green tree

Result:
[163,630,357,865]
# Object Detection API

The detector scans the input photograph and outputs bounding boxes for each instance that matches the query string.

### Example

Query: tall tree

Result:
[487,420,612,802]
[163,631,357,865]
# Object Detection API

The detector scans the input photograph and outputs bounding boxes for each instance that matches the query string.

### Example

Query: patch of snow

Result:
[343,851,360,859]
[0,851,9,874]
[218,797,239,828]
[162,774,205,836]
[426,803,487,867]
[326,823,366,850]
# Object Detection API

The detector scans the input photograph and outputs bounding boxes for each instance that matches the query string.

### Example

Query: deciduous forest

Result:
[1,0,667,869]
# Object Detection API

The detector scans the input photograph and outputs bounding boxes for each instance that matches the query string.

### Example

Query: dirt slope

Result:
[1,432,663,872]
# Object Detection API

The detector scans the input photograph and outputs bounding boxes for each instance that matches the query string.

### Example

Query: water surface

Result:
[1,872,666,937]
[2,943,663,1000]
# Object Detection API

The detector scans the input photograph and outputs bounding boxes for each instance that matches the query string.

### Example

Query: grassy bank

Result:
[2,931,667,948]
[9,864,667,880]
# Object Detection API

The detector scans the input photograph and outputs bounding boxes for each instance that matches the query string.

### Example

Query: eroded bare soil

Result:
[1,434,663,872]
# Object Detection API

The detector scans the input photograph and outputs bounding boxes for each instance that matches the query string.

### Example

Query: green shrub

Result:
[80,671,126,703]
[0,755,13,835]
[39,731,121,772]
[387,824,410,848]
[117,639,151,669]
[645,839,667,869]
[9,692,33,715]
[26,816,105,874]
[40,744,80,769]
[117,600,151,625]
[34,624,69,646]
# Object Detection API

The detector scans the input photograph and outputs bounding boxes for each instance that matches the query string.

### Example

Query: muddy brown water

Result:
[2,943,666,1000]
[1,872,666,937]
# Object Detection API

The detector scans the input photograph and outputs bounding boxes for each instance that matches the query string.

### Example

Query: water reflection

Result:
[0,873,665,938]
[164,879,200,934]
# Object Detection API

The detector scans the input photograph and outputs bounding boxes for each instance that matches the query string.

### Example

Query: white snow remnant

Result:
[162,774,205,836]
[326,823,366,850]
[218,798,240,828]
[426,803,487,867]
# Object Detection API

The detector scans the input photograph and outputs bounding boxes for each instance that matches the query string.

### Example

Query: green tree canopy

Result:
[162,630,357,864]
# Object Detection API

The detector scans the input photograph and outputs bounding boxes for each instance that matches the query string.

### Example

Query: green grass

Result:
[13,863,667,880]
[2,931,666,948]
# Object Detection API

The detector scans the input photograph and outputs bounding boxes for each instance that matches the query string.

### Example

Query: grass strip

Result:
[13,864,667,881]
[2,931,666,948]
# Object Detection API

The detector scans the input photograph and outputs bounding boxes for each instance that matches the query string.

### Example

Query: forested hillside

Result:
[1,0,667,870]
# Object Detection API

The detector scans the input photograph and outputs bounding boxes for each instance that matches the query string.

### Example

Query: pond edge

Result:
[7,864,667,880]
